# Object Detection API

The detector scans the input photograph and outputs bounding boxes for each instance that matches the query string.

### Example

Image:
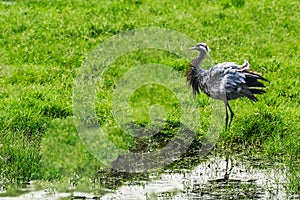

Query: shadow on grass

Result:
[110,120,204,171]
[97,120,206,189]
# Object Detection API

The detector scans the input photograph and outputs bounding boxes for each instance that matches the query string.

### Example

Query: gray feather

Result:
[186,43,268,128]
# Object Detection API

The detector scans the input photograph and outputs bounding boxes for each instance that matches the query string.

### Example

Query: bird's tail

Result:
[249,88,266,94]
[237,61,268,89]
[244,71,268,89]
[238,60,268,101]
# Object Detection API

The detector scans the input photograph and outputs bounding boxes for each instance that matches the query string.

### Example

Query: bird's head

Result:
[190,43,210,53]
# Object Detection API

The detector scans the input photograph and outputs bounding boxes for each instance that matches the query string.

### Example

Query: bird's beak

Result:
[189,46,196,50]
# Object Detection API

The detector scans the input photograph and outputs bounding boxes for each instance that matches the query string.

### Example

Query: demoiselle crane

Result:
[186,43,268,129]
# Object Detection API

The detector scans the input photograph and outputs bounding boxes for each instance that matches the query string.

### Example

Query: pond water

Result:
[1,154,296,200]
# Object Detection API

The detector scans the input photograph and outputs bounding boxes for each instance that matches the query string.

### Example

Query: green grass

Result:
[0,0,299,195]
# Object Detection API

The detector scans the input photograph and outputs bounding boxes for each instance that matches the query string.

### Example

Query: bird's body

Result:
[186,43,268,128]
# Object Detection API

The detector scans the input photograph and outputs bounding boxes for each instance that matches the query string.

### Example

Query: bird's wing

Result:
[223,67,246,93]
[209,62,246,93]
[216,61,266,101]
[208,62,252,100]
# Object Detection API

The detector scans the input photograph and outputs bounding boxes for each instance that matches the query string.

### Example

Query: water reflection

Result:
[0,155,293,199]
[101,155,288,199]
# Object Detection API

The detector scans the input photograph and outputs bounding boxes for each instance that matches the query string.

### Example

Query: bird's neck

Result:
[191,50,207,71]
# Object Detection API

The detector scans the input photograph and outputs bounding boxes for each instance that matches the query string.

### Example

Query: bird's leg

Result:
[224,102,229,130]
[227,103,234,128]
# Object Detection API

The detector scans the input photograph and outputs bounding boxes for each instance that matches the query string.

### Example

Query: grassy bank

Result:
[0,0,299,194]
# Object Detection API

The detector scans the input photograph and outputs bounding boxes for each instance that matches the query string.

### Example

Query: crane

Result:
[186,43,268,129]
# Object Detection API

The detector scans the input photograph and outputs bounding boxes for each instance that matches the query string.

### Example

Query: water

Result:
[0,155,295,199]
[101,155,288,199]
